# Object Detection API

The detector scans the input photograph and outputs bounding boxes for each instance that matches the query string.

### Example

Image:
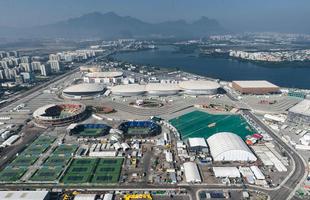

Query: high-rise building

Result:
[40,64,51,76]
[31,61,41,71]
[20,56,29,63]
[19,63,32,72]
[49,54,60,61]
[0,61,8,68]
[48,60,61,72]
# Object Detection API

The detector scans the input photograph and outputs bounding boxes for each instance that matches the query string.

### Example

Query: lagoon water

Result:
[112,45,310,89]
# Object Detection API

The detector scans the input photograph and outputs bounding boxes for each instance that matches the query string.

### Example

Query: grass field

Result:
[169,110,255,140]
[30,167,63,181]
[61,158,123,185]
[0,167,28,182]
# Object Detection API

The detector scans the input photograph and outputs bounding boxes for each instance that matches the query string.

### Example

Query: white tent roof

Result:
[188,137,208,148]
[0,191,49,200]
[213,167,240,178]
[183,162,201,183]
[207,132,257,162]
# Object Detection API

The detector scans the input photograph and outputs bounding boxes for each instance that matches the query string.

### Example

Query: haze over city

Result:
[0,0,310,33]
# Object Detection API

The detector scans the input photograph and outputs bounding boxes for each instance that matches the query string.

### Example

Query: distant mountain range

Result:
[0,12,226,39]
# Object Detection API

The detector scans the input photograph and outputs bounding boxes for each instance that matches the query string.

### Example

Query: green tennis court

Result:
[0,167,27,182]
[10,155,39,167]
[53,144,78,156]
[43,155,70,167]
[30,167,63,181]
[61,158,123,185]
[169,110,255,140]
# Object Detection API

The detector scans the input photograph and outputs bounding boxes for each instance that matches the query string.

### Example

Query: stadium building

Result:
[118,121,161,137]
[287,99,310,124]
[179,80,220,95]
[207,132,257,162]
[68,123,111,137]
[84,71,123,84]
[145,83,181,96]
[33,103,87,126]
[110,80,221,97]
[62,83,105,100]
[232,80,280,94]
[111,84,146,96]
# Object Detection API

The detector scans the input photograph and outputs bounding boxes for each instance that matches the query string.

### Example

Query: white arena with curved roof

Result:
[207,132,257,162]
[179,80,220,95]
[111,84,146,96]
[110,80,220,96]
[62,83,105,99]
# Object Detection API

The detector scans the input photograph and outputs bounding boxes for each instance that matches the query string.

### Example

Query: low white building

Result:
[213,167,240,178]
[183,162,202,183]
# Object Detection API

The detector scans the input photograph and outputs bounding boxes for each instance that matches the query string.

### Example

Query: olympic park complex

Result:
[111,80,221,96]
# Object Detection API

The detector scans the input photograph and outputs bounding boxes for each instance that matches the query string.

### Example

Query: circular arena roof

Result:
[111,84,146,96]
[33,103,87,126]
[207,132,257,162]
[145,83,181,96]
[179,80,220,90]
[63,83,105,94]
[85,71,123,78]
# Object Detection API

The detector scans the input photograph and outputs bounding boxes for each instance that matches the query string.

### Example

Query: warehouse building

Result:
[0,191,50,200]
[183,162,202,183]
[187,137,208,153]
[287,99,310,124]
[232,80,280,94]
[213,167,240,178]
[207,132,257,162]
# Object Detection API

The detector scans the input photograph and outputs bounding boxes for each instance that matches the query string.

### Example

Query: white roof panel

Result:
[207,132,257,162]
[289,99,310,117]
[188,137,208,148]
[0,191,49,200]
[233,80,279,88]
[183,162,201,183]
[213,167,240,178]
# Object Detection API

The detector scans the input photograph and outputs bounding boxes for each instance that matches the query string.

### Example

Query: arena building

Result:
[207,132,257,162]
[287,99,310,124]
[145,83,181,96]
[84,71,123,84]
[110,80,221,97]
[33,103,87,126]
[118,121,161,137]
[232,80,279,94]
[179,80,220,95]
[62,83,105,99]
[111,84,146,96]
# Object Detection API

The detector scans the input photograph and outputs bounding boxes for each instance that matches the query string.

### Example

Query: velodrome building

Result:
[110,80,221,97]
[62,83,105,99]
[84,71,123,84]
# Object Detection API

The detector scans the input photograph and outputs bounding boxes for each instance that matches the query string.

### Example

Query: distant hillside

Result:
[0,12,226,39]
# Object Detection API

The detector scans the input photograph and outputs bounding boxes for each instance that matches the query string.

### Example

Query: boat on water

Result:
[208,122,216,128]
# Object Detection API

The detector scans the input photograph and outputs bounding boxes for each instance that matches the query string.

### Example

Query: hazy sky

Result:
[0,0,309,33]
